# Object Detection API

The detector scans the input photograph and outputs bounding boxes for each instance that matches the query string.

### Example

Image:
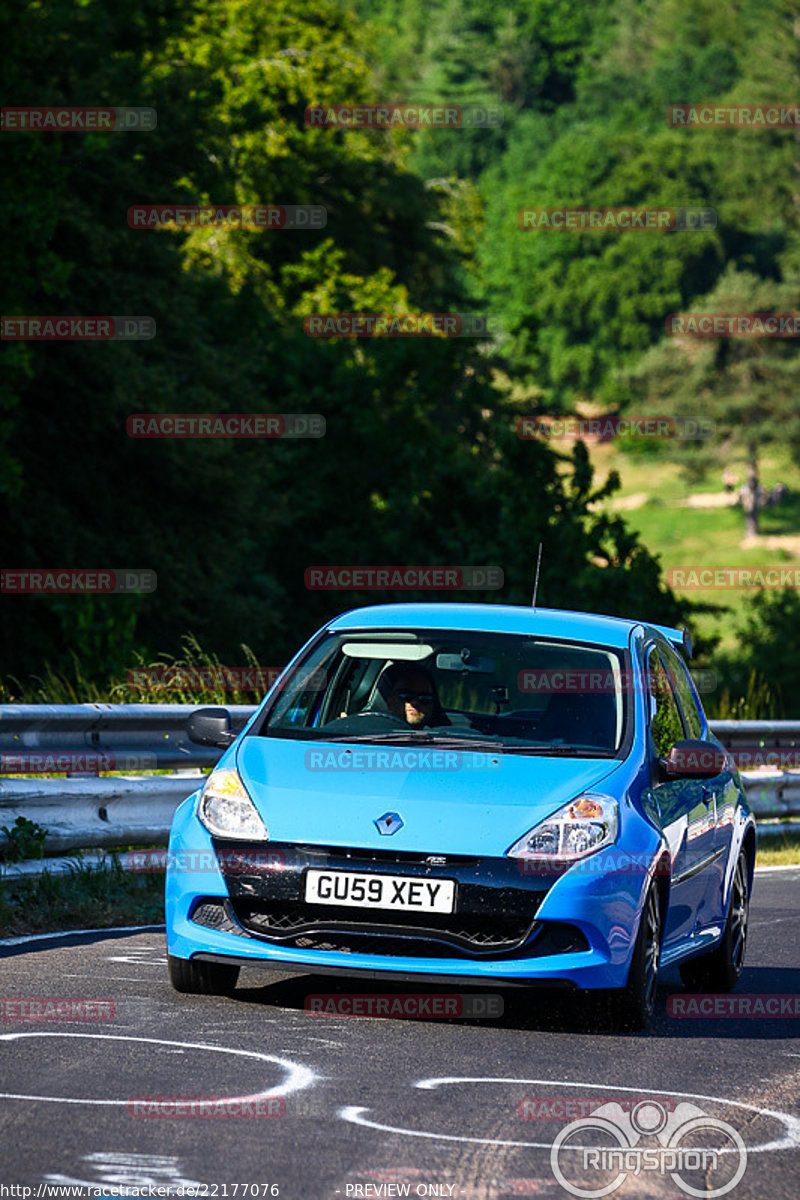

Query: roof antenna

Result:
[531,542,543,609]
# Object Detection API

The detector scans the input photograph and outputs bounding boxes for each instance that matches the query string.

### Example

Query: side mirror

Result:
[186,707,236,749]
[658,738,726,782]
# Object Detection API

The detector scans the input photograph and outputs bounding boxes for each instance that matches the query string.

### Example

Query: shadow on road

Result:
[228,962,800,1039]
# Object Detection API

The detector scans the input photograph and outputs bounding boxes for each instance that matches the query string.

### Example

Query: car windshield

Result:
[260,629,628,755]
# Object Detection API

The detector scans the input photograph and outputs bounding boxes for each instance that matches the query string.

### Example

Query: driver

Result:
[375,663,450,728]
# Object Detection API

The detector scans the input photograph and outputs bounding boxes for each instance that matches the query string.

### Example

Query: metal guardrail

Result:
[1,708,798,872]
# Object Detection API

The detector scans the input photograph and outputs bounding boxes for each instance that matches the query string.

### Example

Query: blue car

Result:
[165,603,755,1029]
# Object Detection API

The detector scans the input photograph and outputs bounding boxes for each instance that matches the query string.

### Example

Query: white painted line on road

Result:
[754,865,800,874]
[0,923,164,947]
[0,1032,317,1104]
[106,948,167,964]
[340,1077,800,1156]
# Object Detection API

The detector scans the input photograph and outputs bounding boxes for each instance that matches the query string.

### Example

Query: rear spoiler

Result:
[647,623,693,659]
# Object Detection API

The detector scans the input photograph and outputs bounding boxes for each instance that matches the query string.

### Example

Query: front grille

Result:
[190,899,241,935]
[293,844,481,868]
[202,840,564,961]
[190,897,588,960]
[230,898,537,956]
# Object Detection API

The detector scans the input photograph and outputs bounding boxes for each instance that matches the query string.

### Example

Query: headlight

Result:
[507,793,618,862]
[197,768,269,841]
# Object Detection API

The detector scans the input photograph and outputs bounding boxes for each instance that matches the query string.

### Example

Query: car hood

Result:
[235,736,623,856]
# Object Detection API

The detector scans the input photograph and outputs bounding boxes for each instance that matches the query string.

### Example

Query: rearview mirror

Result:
[186,707,236,749]
[658,738,726,781]
[436,650,495,673]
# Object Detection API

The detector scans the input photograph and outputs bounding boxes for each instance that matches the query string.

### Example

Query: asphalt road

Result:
[1,867,799,1200]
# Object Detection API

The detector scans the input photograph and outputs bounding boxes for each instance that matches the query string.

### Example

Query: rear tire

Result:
[679,849,750,993]
[588,883,661,1032]
[168,953,239,996]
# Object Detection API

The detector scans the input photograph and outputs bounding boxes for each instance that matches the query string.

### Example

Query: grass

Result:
[755,831,800,868]
[0,632,267,706]
[0,858,166,938]
[586,439,800,657]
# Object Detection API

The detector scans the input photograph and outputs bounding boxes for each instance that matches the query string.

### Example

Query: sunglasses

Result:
[393,690,434,704]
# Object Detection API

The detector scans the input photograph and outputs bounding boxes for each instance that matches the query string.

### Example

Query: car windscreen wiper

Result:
[496,742,617,756]
[327,731,437,744]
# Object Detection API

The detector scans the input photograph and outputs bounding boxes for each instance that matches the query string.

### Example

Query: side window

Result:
[648,647,685,758]
[660,642,705,740]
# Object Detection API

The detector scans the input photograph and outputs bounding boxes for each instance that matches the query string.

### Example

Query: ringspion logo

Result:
[551,1100,746,1197]
[1,107,156,131]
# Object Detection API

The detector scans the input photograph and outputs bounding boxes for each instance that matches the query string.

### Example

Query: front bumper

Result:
[165,794,656,989]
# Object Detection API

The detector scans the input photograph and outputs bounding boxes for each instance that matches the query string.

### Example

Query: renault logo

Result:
[375,811,404,835]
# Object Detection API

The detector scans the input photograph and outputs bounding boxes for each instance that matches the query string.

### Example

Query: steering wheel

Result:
[321,709,411,731]
[353,709,410,726]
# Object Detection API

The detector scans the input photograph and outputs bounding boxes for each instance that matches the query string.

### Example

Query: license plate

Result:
[304,869,455,914]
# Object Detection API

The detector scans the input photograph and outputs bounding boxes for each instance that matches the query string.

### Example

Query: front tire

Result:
[679,849,750,993]
[588,883,661,1031]
[168,953,240,996]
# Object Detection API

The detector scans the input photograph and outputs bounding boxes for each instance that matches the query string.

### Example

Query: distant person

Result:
[722,467,737,493]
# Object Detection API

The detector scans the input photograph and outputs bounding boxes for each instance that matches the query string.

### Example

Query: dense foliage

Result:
[2,0,796,690]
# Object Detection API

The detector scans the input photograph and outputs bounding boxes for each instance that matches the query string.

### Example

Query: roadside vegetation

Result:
[0,857,165,938]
